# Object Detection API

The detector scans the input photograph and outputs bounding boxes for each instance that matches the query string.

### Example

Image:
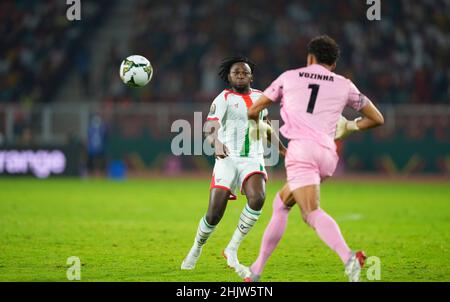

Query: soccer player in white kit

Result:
[181,56,285,271]
[236,36,384,282]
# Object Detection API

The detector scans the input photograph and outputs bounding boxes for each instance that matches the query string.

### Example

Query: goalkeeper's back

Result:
[263,63,368,150]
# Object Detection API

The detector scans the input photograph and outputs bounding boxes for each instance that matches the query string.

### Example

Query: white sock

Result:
[226,204,261,252]
[193,216,216,251]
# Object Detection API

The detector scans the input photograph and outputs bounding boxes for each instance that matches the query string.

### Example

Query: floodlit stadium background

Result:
[1,0,448,178]
[0,0,449,282]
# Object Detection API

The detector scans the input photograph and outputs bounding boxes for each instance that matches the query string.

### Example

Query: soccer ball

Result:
[119,55,153,87]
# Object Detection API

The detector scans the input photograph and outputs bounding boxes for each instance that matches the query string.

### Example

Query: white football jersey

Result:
[207,88,268,158]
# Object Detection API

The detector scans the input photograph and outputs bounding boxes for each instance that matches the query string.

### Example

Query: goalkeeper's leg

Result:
[246,184,294,278]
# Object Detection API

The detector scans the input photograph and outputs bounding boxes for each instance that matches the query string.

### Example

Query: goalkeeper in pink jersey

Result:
[236,35,384,282]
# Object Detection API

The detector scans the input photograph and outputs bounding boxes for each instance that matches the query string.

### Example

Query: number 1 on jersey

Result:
[307,84,320,113]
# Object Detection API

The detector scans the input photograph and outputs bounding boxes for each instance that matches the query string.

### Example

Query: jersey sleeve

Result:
[347,80,369,111]
[206,93,227,124]
[263,73,284,102]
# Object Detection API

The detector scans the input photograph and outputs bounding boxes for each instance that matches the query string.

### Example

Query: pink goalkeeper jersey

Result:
[264,64,368,150]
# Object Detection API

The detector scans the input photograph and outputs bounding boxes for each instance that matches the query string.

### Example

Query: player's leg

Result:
[205,188,232,224]
[242,173,266,211]
[291,184,365,281]
[182,158,236,270]
[224,173,266,268]
[284,139,352,264]
[291,181,353,264]
[181,188,230,270]
[240,183,295,281]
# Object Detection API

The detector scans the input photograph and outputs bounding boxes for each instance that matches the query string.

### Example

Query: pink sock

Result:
[306,209,352,264]
[251,193,290,275]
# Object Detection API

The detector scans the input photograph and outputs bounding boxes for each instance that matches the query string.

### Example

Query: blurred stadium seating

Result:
[127,0,449,105]
[0,0,448,177]
[1,0,448,105]
[0,0,113,105]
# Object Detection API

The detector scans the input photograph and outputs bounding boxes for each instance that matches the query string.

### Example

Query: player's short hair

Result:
[307,35,340,66]
[218,55,256,84]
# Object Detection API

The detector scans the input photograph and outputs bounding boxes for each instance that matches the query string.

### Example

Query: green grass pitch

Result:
[0,177,449,282]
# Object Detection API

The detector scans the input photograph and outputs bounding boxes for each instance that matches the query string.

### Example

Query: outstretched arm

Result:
[248,95,273,121]
[355,100,384,130]
[335,99,384,140]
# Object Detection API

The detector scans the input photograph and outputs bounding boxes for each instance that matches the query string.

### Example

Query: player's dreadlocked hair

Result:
[307,35,340,66]
[218,55,256,84]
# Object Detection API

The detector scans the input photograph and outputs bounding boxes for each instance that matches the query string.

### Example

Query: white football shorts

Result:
[210,156,267,200]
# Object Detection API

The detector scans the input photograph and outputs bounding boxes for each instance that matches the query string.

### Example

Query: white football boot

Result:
[222,248,240,269]
[344,251,367,282]
[181,246,202,270]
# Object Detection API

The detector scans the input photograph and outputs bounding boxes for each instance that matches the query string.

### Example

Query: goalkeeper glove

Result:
[335,116,361,140]
[249,120,272,141]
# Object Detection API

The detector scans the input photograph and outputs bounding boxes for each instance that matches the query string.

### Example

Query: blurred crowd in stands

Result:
[1,0,449,106]
[0,0,111,105]
[115,0,449,104]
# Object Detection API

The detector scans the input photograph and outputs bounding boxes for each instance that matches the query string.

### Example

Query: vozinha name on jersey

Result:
[299,72,334,82]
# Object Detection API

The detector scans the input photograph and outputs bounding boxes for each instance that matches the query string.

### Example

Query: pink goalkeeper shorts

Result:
[285,139,339,191]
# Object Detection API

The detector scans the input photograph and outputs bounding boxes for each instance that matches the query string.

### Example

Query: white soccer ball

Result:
[119,55,153,87]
